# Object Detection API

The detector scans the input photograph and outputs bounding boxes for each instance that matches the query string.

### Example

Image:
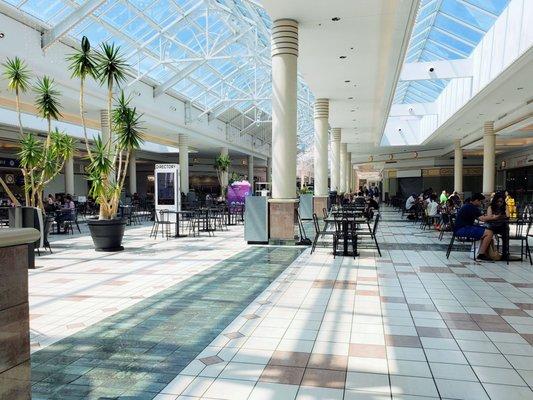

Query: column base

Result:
[313,196,329,216]
[269,199,298,244]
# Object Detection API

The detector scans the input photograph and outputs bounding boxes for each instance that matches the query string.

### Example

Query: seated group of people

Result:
[405,189,517,261]
[455,192,510,261]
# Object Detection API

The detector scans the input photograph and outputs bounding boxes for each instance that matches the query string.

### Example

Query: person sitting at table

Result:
[449,191,461,207]
[485,192,509,259]
[426,194,439,217]
[454,193,505,261]
[44,194,57,213]
[405,193,417,212]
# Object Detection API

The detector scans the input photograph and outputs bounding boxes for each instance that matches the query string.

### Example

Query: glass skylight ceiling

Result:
[3,0,315,151]
[393,0,510,104]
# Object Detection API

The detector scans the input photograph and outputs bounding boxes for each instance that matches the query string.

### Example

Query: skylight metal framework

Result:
[3,0,316,151]
[393,0,510,104]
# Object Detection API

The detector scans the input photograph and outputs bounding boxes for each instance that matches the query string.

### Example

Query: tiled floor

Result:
[28,208,533,399]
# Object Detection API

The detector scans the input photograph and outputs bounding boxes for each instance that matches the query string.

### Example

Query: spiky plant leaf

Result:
[95,43,128,91]
[112,91,144,151]
[67,36,98,80]
[34,76,62,121]
[2,57,31,93]
[214,154,231,172]
[18,132,43,169]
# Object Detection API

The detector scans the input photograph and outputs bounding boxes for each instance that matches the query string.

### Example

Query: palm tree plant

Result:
[86,92,143,219]
[214,154,231,197]
[29,76,74,210]
[67,36,97,159]
[2,57,31,206]
[96,42,127,157]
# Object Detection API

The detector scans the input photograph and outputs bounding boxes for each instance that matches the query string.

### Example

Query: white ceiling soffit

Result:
[259,0,420,147]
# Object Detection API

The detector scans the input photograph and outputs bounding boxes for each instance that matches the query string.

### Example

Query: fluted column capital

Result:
[271,19,298,57]
[314,98,329,119]
[331,128,341,141]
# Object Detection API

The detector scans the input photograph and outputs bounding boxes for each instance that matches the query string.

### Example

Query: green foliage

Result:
[67,36,98,81]
[214,154,231,172]
[34,76,62,121]
[86,136,115,200]
[18,132,42,169]
[2,57,31,93]
[298,185,313,195]
[112,91,144,151]
[96,42,128,91]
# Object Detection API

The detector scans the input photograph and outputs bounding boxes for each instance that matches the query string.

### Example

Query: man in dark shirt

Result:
[454,193,504,261]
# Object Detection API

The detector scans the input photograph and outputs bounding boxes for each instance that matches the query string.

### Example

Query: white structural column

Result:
[346,157,352,192]
[179,134,189,194]
[267,157,272,183]
[64,156,74,195]
[248,155,254,183]
[331,128,341,191]
[128,152,137,195]
[348,161,352,192]
[271,19,298,199]
[454,139,463,195]
[340,143,347,193]
[313,98,329,196]
[482,121,495,195]
[220,147,229,190]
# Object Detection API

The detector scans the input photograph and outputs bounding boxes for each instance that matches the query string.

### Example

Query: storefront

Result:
[498,148,533,203]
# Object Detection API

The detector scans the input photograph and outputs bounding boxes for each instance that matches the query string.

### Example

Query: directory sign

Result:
[154,164,180,221]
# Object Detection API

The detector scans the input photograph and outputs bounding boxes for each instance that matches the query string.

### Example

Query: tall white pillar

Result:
[482,121,495,195]
[348,161,352,192]
[271,19,298,200]
[454,139,463,195]
[179,134,189,194]
[64,156,74,195]
[340,143,347,193]
[313,98,329,197]
[128,152,137,195]
[331,128,341,191]
[220,147,229,191]
[248,155,254,184]
[346,157,352,192]
[267,157,272,183]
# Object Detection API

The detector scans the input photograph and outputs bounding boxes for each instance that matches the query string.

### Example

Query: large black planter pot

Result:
[87,218,127,252]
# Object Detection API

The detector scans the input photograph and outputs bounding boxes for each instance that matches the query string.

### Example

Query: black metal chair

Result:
[63,210,81,234]
[150,210,173,239]
[357,213,382,257]
[446,220,477,260]
[509,217,532,265]
[332,214,358,259]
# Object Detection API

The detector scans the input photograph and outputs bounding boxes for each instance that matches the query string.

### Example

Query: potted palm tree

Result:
[214,154,231,198]
[68,37,143,251]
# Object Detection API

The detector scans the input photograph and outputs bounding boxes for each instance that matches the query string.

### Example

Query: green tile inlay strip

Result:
[31,246,304,399]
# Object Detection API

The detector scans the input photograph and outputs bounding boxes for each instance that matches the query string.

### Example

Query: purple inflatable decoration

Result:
[227,180,252,205]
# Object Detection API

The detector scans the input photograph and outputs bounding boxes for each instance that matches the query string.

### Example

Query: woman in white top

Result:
[426,194,439,217]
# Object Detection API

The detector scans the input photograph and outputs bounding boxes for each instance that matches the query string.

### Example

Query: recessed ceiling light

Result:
[339,55,347,59]
[332,17,341,21]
